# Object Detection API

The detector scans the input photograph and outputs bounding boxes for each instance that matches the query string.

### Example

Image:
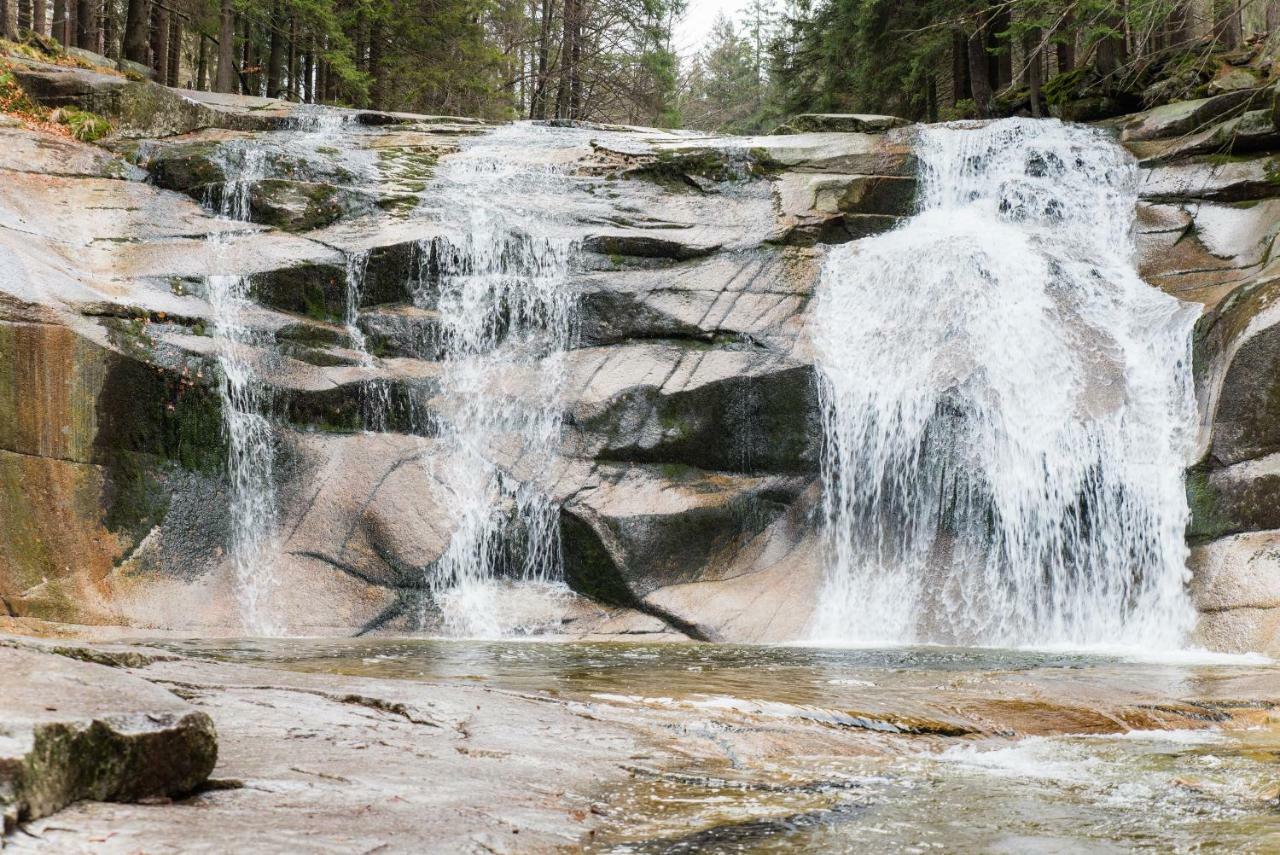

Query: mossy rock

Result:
[1186,461,1280,544]
[282,379,432,436]
[249,179,353,232]
[275,321,353,350]
[1196,277,1280,463]
[145,144,226,192]
[248,261,347,322]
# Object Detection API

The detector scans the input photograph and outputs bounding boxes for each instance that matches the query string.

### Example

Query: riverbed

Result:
[106,638,1279,853]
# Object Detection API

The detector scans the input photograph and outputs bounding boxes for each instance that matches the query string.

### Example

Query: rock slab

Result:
[0,647,216,832]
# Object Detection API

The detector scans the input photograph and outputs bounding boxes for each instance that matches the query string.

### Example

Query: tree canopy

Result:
[4,0,1276,128]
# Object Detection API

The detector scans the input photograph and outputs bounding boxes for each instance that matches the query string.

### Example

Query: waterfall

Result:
[342,249,392,433]
[203,142,279,634]
[811,119,1201,649]
[417,124,581,637]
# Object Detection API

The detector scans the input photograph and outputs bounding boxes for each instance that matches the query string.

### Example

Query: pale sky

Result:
[676,0,756,58]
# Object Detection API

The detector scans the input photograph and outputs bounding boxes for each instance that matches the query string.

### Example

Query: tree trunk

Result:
[1218,0,1239,47]
[967,17,994,118]
[214,0,234,92]
[196,32,208,89]
[569,0,581,118]
[2,0,16,40]
[952,31,970,104]
[990,6,1012,91]
[240,17,254,94]
[75,0,93,49]
[323,34,337,102]
[286,16,297,100]
[33,0,44,35]
[1268,0,1280,32]
[166,13,179,87]
[1095,14,1126,78]
[1056,23,1075,73]
[1025,29,1043,118]
[531,0,552,119]
[102,1,116,58]
[555,0,573,119]
[63,0,74,46]
[266,2,283,98]
[122,0,147,65]
[1215,0,1241,49]
[52,0,66,44]
[149,0,167,84]
[368,19,384,109]
[303,42,314,102]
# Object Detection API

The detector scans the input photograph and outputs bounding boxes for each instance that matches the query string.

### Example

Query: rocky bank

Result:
[0,48,1278,654]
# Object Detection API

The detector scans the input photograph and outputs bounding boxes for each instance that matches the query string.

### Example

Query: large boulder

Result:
[1194,277,1280,467]
[1139,154,1280,204]
[1185,267,1280,657]
[1120,87,1268,143]
[1190,533,1280,654]
[0,316,227,624]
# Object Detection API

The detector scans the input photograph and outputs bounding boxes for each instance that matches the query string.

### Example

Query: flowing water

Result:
[203,144,278,634]
[812,119,1201,648]
[199,115,374,633]
[162,638,1280,853]
[341,248,392,433]
[412,124,589,637]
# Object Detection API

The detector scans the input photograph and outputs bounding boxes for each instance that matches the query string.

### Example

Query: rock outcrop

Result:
[0,54,915,641]
[6,49,1280,655]
[1128,87,1280,655]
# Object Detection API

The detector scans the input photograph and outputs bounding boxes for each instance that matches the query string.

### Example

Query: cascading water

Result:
[415,124,582,637]
[811,118,1201,649]
[198,112,373,632]
[203,143,280,634]
[342,249,392,433]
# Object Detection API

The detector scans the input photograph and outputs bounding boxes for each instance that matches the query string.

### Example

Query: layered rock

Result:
[1128,90,1280,655]
[9,51,1280,655]
[0,54,920,641]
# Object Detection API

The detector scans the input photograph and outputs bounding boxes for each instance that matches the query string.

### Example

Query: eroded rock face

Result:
[0,646,216,831]
[0,61,920,641]
[8,58,1280,655]
[1129,97,1280,655]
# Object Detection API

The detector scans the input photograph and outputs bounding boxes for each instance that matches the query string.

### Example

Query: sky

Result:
[676,0,756,57]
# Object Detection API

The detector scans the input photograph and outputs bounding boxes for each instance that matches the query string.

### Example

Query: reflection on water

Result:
[158,639,1280,852]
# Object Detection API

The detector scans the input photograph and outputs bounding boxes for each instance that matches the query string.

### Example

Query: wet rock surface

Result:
[1128,96,1280,656]
[0,60,906,642]
[2,57,1280,653]
[2,634,1277,852]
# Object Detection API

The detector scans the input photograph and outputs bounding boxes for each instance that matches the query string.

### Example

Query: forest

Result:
[0,0,1276,130]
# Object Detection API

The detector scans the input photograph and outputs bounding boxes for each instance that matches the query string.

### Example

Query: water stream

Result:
[812,119,1201,648]
[341,248,392,433]
[203,144,278,635]
[200,114,370,633]
[413,124,587,637]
